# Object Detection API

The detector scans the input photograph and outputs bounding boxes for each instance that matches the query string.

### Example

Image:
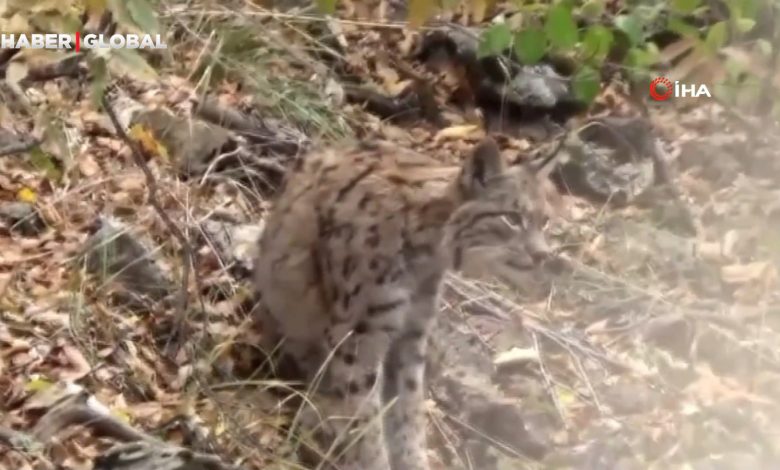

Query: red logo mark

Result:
[649,77,673,101]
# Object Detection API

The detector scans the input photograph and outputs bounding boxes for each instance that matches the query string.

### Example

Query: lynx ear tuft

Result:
[460,137,505,193]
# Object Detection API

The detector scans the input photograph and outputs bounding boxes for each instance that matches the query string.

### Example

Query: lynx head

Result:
[448,137,560,272]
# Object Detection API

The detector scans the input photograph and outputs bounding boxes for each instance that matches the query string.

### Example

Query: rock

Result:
[131,108,234,178]
[0,202,46,236]
[80,216,172,310]
[552,116,658,206]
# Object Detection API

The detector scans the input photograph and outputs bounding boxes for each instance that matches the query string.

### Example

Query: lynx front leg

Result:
[309,290,412,470]
[317,334,389,470]
[382,293,437,470]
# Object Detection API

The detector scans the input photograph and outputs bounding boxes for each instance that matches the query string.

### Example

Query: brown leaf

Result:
[78,154,101,178]
[721,261,776,285]
[57,343,92,381]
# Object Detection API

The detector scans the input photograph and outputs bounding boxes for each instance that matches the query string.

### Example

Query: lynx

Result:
[253,137,556,470]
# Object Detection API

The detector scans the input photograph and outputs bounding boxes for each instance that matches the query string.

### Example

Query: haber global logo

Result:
[0,33,167,51]
[649,76,711,101]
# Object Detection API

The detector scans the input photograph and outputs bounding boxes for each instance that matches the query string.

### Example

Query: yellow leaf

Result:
[214,420,226,436]
[111,407,133,423]
[408,0,437,28]
[556,387,577,406]
[25,377,54,392]
[129,124,169,160]
[17,187,38,203]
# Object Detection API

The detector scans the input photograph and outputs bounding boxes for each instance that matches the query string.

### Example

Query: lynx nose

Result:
[526,230,551,263]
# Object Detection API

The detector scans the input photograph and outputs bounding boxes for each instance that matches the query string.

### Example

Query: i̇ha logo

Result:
[0,33,167,51]
[649,76,711,101]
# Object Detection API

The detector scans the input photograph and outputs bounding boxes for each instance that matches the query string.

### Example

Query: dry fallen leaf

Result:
[493,346,540,367]
[721,261,775,285]
[77,154,101,177]
[433,124,483,143]
[56,343,92,381]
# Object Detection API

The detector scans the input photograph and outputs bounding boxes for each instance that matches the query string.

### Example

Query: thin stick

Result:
[100,94,199,354]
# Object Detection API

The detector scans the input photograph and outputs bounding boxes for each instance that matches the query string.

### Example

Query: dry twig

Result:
[100,94,201,354]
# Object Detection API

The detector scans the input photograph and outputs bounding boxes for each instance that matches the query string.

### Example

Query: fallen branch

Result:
[1,389,242,470]
[32,391,160,444]
[19,55,86,86]
[93,441,244,470]
[192,96,308,155]
[344,84,428,123]
[192,97,261,135]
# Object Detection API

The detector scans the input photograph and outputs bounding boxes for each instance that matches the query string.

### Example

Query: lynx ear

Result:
[460,137,505,193]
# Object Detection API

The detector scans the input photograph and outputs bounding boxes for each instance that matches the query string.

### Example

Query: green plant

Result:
[313,0,776,111]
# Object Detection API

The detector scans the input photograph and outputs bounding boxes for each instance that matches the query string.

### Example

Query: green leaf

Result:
[107,0,134,29]
[315,0,338,14]
[705,21,728,52]
[713,82,735,103]
[724,56,746,79]
[624,46,657,72]
[514,28,547,64]
[581,25,613,63]
[615,14,642,46]
[107,48,158,82]
[735,18,756,33]
[89,56,109,109]
[573,65,601,104]
[725,0,760,20]
[635,3,666,23]
[670,0,701,14]
[755,38,772,57]
[478,23,512,58]
[126,0,159,34]
[740,0,761,19]
[544,4,578,50]
[579,0,605,20]
[666,16,701,38]
[29,147,62,182]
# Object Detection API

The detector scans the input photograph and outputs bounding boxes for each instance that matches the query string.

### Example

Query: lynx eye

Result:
[501,212,527,230]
